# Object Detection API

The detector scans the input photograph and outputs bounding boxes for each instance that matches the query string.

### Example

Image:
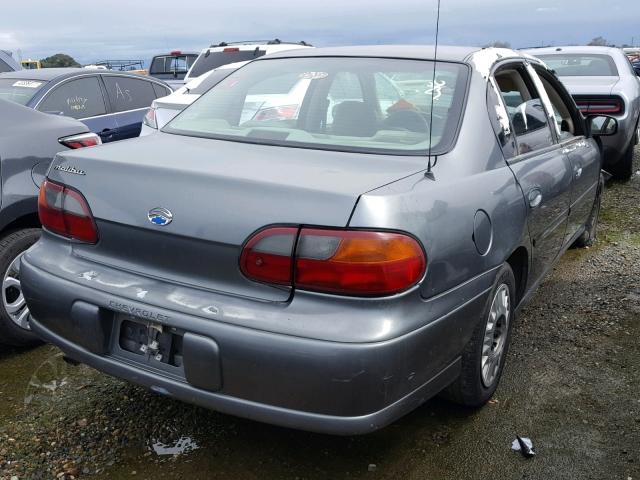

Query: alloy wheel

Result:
[481,284,510,387]
[2,252,30,330]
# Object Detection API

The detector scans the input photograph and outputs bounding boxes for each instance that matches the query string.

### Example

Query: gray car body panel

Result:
[22,46,602,434]
[0,100,89,232]
[524,46,640,168]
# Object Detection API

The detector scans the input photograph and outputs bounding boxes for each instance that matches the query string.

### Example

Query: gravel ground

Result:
[1,146,639,480]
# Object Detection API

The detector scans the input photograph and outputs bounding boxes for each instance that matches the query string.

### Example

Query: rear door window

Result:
[494,66,555,155]
[103,76,157,112]
[38,77,107,119]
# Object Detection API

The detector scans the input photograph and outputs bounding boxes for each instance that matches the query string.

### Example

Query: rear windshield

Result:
[537,54,619,76]
[189,68,238,95]
[0,78,46,105]
[165,57,468,155]
[189,49,266,78]
[150,54,197,75]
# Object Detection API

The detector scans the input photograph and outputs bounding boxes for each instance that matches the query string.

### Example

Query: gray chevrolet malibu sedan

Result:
[21,46,617,434]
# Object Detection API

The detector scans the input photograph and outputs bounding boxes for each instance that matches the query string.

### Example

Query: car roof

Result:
[0,68,164,82]
[153,52,198,57]
[0,67,86,80]
[524,46,621,56]
[256,45,483,63]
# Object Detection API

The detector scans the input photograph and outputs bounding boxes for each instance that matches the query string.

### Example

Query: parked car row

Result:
[523,46,640,179]
[0,68,172,142]
[1,42,626,436]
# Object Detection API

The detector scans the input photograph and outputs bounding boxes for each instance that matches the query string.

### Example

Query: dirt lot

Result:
[1,148,639,480]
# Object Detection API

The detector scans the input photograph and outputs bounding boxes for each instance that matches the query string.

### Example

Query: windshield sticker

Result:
[67,96,88,112]
[299,71,329,80]
[12,80,43,89]
[424,80,446,101]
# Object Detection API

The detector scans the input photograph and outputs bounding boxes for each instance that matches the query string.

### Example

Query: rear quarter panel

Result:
[0,105,89,231]
[349,70,529,300]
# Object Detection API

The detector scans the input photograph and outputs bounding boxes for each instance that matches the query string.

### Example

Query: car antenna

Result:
[426,0,441,180]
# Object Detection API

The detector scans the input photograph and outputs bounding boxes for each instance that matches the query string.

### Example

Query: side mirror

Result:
[587,115,618,137]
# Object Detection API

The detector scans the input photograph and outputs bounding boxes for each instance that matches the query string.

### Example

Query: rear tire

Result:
[0,228,43,348]
[573,173,604,248]
[443,263,516,407]
[609,137,635,181]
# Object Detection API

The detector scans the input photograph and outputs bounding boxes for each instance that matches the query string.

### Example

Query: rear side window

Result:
[189,49,266,78]
[38,77,107,119]
[152,82,172,98]
[103,76,157,112]
[494,66,554,155]
[537,54,618,77]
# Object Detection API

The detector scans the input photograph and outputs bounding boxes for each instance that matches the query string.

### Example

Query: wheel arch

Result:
[505,246,529,306]
[0,198,40,236]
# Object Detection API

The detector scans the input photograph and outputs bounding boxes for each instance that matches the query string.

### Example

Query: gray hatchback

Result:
[21,46,617,434]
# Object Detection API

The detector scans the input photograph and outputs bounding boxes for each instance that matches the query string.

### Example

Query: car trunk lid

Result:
[558,75,620,96]
[47,133,426,302]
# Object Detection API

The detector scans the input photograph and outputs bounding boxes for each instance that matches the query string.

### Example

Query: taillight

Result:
[58,132,101,149]
[223,47,240,52]
[240,227,297,285]
[240,227,426,296]
[38,180,98,243]
[575,96,623,115]
[143,107,158,129]
[253,105,299,122]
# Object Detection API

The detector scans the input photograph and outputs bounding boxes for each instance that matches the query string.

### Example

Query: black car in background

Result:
[0,99,101,347]
[0,68,172,142]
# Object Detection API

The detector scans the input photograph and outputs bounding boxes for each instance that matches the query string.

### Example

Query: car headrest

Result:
[332,101,377,137]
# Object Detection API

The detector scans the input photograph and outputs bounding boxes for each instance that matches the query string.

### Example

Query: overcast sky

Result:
[1,0,639,65]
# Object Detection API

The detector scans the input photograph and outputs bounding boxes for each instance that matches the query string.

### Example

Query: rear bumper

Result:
[21,254,490,435]
[30,318,460,435]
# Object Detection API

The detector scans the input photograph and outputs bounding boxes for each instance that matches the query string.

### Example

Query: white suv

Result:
[183,39,313,83]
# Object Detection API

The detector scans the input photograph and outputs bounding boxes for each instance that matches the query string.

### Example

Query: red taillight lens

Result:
[59,132,102,149]
[38,180,98,243]
[296,229,426,296]
[253,104,299,122]
[240,227,297,285]
[240,227,426,296]
[575,97,623,115]
[223,47,240,52]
